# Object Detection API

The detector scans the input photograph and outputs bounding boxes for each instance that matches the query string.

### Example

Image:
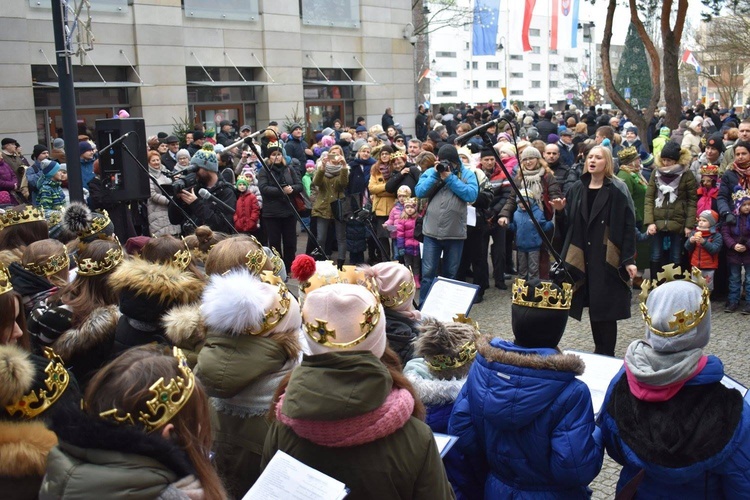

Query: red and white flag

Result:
[522,0,537,52]
[681,50,701,74]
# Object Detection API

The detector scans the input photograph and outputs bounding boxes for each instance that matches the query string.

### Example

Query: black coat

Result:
[257,163,303,218]
[385,165,421,195]
[168,179,236,234]
[559,174,636,322]
[161,152,177,172]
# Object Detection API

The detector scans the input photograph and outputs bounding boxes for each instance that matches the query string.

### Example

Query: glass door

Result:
[48,108,115,142]
[305,102,344,133]
[193,104,243,134]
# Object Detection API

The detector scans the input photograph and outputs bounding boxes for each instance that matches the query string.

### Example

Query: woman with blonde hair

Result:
[40,344,227,499]
[559,145,638,356]
[368,145,396,261]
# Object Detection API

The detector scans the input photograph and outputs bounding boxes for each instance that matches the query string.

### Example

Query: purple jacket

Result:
[0,159,17,204]
[721,213,750,265]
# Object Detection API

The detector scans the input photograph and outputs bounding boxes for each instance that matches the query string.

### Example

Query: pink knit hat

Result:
[302,283,386,357]
[366,262,420,320]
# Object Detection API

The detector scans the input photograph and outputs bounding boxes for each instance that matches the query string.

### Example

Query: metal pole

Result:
[51,0,83,202]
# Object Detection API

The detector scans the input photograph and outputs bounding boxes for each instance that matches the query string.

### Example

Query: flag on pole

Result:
[550,0,580,50]
[681,50,701,75]
[418,68,440,83]
[473,0,501,56]
[522,0,537,52]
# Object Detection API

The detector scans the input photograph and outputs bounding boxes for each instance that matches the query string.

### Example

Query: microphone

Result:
[224,128,268,151]
[99,131,133,151]
[454,109,517,146]
[198,188,236,213]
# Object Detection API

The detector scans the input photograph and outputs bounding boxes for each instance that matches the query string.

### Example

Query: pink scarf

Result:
[275,388,414,447]
[696,186,718,214]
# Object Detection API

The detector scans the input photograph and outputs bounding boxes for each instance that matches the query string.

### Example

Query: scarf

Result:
[624,340,707,402]
[275,388,414,447]
[518,166,545,205]
[696,186,718,214]
[733,162,750,189]
[619,164,647,186]
[324,162,343,178]
[654,165,685,208]
[379,161,392,180]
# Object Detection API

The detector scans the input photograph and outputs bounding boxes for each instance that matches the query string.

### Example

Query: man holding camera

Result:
[414,144,479,304]
[168,146,237,234]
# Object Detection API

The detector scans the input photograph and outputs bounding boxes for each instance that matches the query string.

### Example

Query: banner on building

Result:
[522,0,536,52]
[550,0,580,50]
[473,0,501,56]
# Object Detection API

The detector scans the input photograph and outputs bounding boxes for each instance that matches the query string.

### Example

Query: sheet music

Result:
[243,451,348,500]
[420,277,479,323]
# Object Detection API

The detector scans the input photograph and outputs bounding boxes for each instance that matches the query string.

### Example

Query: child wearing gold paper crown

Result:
[396,197,421,286]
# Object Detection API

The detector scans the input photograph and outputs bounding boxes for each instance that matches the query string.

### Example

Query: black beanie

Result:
[706,132,725,153]
[660,141,682,162]
[480,148,495,158]
[511,279,570,348]
[438,144,460,166]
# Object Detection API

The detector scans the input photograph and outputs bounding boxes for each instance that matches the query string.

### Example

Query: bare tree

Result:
[412,0,473,37]
[694,19,747,108]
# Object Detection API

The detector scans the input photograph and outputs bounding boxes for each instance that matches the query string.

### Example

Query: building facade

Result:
[426,0,596,109]
[3,0,415,149]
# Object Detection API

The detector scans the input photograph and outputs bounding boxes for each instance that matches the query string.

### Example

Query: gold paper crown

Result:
[171,239,192,271]
[699,164,719,177]
[616,146,638,164]
[244,235,283,276]
[390,150,405,160]
[24,252,70,277]
[70,209,112,239]
[99,347,195,433]
[76,244,124,276]
[732,188,750,204]
[5,348,70,419]
[380,276,415,309]
[0,262,11,296]
[512,279,573,310]
[403,197,418,208]
[301,264,380,302]
[425,340,478,371]
[453,313,479,331]
[304,303,381,349]
[245,271,292,335]
[638,264,710,337]
[46,210,63,228]
[0,205,46,229]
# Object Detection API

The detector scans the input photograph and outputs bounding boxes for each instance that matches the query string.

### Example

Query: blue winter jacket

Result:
[448,338,603,499]
[509,203,555,252]
[598,356,750,498]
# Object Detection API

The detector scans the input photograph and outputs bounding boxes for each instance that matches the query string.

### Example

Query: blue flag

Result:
[472,0,500,56]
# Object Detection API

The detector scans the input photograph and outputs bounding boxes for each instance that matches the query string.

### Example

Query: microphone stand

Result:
[244,135,329,260]
[456,116,574,286]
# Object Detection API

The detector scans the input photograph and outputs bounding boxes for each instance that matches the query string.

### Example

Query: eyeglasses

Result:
[395,139,404,142]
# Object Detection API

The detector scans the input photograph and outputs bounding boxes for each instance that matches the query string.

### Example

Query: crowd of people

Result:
[0,99,750,498]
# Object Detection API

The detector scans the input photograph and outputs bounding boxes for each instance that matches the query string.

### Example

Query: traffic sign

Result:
[624,87,631,99]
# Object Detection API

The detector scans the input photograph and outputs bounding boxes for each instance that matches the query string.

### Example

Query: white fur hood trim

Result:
[200,269,270,335]
[404,358,467,406]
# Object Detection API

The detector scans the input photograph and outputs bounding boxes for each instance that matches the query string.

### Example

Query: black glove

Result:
[724,213,736,225]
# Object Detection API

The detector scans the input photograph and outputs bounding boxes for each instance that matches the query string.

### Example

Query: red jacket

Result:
[685,229,722,269]
[234,191,260,232]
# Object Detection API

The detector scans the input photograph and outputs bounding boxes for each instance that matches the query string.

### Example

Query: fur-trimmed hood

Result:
[162,304,206,368]
[0,420,58,477]
[472,336,586,430]
[404,358,466,406]
[108,258,205,305]
[53,305,120,363]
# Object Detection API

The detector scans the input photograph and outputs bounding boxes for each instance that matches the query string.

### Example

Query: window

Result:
[30,0,129,13]
[473,80,479,88]
[465,61,470,69]
[708,65,719,76]
[530,28,541,36]
[550,49,558,55]
[487,80,499,88]
[437,91,457,97]
[510,72,523,78]
[532,46,541,54]
[472,61,478,70]
[550,81,558,88]
[564,57,578,63]
[531,63,541,71]
[464,80,470,89]
[436,51,457,58]
[731,63,744,75]
[736,92,744,106]
[509,90,523,96]
[486,62,499,70]
[549,64,558,71]
[465,42,470,50]
[509,55,523,61]
[437,71,457,78]
[300,0,359,28]
[531,81,541,88]
[564,73,577,79]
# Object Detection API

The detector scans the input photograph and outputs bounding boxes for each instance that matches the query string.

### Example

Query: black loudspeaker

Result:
[95,118,150,202]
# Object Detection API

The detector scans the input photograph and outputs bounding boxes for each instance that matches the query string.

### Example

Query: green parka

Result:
[311,164,349,219]
[644,148,698,233]
[262,351,455,500]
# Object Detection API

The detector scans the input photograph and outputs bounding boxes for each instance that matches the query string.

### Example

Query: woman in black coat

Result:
[257,142,303,273]
[385,151,421,195]
[559,145,637,356]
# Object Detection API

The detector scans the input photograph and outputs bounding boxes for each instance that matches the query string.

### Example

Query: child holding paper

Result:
[449,278,603,498]
[508,190,554,280]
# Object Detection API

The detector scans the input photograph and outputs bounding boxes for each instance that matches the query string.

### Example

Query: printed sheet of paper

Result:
[243,451,348,500]
[721,375,748,397]
[420,277,479,323]
[564,350,623,416]
[466,205,476,226]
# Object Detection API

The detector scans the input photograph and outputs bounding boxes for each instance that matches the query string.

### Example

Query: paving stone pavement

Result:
[293,235,750,497]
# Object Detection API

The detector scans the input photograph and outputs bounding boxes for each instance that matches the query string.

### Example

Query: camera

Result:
[435,160,455,174]
[350,207,372,223]
[169,165,200,192]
